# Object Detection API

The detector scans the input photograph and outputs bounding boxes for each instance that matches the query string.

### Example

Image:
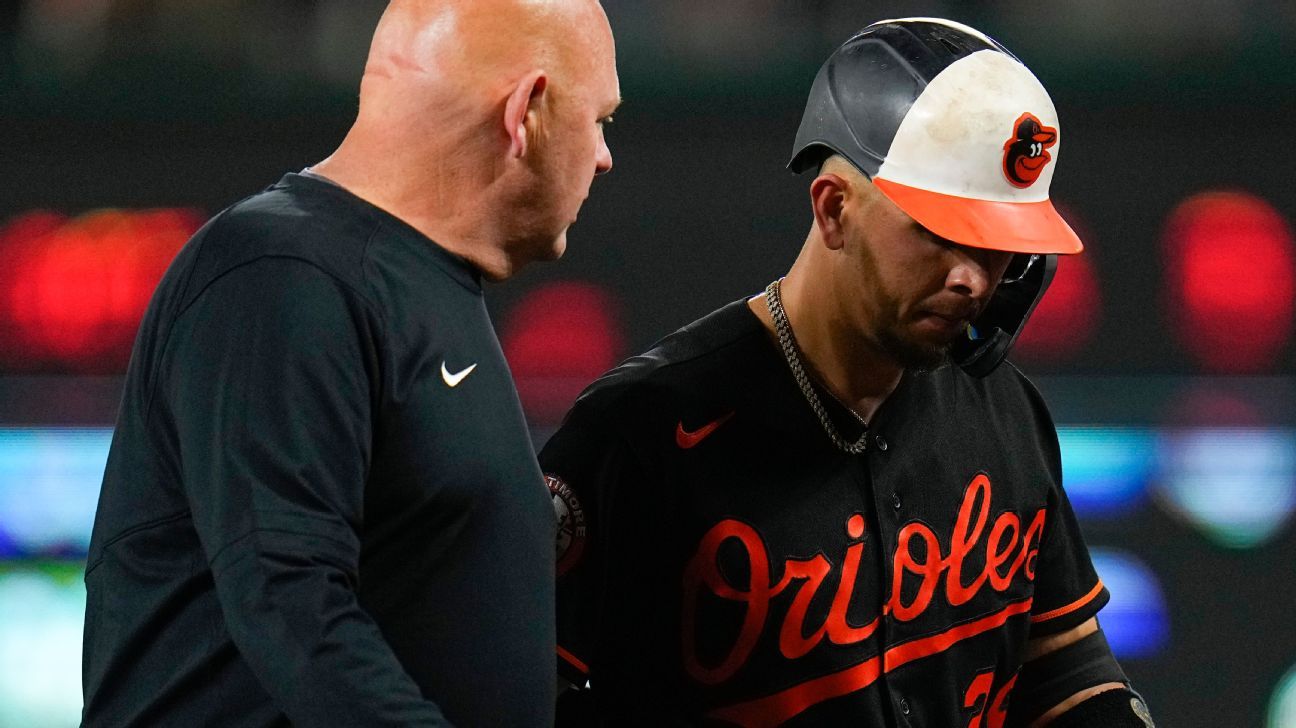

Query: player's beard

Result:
[861,286,955,372]
[876,320,952,372]
[848,238,957,371]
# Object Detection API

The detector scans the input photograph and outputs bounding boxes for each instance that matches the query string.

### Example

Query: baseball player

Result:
[542,18,1152,727]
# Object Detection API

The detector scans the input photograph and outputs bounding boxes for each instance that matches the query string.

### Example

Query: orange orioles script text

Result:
[682,473,1046,684]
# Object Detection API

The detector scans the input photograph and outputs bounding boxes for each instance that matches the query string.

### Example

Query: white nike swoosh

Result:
[440,361,477,388]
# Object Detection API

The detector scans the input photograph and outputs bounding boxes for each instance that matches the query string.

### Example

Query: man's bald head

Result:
[315,0,620,280]
[361,0,612,107]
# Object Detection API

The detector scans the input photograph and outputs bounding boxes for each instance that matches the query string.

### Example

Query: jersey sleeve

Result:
[538,403,640,686]
[1027,429,1110,638]
[163,258,449,725]
[542,394,703,726]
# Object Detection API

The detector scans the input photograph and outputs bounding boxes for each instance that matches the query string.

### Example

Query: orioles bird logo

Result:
[1002,112,1057,188]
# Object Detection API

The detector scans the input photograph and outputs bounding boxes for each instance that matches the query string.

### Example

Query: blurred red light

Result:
[1015,252,1101,361]
[501,281,624,422]
[1015,204,1100,363]
[1162,384,1263,428]
[0,209,203,373]
[1163,191,1295,373]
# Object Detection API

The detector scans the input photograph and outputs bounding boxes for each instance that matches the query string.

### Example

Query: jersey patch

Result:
[547,474,587,576]
[1132,696,1155,727]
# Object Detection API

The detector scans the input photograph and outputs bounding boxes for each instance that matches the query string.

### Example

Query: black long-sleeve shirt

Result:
[82,173,555,727]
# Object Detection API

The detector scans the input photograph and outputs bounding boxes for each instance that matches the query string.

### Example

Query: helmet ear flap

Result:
[953,253,1057,377]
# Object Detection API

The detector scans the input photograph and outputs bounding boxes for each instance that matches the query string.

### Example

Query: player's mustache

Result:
[922,299,981,322]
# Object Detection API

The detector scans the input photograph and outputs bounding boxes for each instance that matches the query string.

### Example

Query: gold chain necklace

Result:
[765,279,870,455]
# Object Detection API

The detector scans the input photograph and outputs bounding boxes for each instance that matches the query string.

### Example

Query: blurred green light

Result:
[1156,428,1296,549]
[0,564,86,728]
[1270,663,1296,728]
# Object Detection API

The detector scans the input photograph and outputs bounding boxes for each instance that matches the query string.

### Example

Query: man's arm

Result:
[1006,403,1152,726]
[1022,618,1126,726]
[542,394,701,725]
[1012,617,1152,727]
[167,258,448,726]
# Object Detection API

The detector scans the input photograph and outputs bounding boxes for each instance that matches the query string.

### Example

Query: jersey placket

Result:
[852,428,918,727]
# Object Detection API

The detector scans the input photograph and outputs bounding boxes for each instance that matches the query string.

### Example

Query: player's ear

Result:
[505,70,549,159]
[810,173,849,250]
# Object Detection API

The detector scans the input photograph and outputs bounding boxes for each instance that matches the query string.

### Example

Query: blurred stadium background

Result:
[1,1,1294,726]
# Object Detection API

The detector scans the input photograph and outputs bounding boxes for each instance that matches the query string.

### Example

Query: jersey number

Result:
[964,669,1017,728]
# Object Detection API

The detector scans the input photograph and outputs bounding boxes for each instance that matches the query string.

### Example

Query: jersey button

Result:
[899,697,911,715]
[891,492,902,511]
[875,435,889,451]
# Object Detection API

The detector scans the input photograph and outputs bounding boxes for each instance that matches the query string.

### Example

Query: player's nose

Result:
[595,135,613,176]
[945,247,1011,299]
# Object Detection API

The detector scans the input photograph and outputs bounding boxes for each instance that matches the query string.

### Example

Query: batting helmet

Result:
[789,17,1081,377]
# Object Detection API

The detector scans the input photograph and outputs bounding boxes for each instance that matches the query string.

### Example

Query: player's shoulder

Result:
[924,356,1050,408]
[991,359,1056,422]
[199,174,378,276]
[563,298,766,430]
[901,361,1063,481]
[159,174,388,318]
[910,358,1058,435]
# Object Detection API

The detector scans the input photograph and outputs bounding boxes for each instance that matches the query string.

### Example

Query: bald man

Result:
[82,1,620,725]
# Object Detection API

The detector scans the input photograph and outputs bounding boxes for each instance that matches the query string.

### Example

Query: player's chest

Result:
[661,423,1052,693]
[368,309,541,513]
[669,414,1054,591]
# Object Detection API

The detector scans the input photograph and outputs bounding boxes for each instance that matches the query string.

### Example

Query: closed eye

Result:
[599,97,622,126]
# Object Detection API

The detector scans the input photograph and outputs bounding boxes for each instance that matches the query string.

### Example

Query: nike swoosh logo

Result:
[441,361,477,387]
[676,411,735,449]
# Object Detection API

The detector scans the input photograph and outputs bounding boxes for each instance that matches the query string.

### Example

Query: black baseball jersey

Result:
[540,299,1108,727]
[83,172,555,727]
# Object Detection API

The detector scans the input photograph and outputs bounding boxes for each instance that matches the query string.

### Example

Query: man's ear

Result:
[505,70,549,159]
[810,174,849,250]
